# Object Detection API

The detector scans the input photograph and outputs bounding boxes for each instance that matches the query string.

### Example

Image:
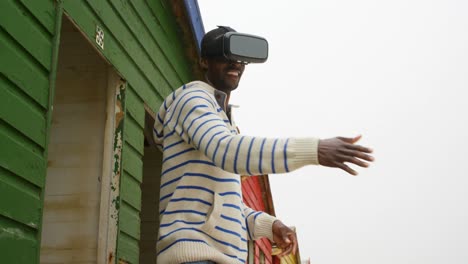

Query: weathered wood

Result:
[129,0,192,82]
[63,0,166,113]
[107,0,184,87]
[124,115,144,156]
[122,143,143,183]
[97,67,121,264]
[117,232,139,264]
[120,172,142,212]
[0,75,47,147]
[0,124,45,188]
[119,201,141,240]
[0,0,53,71]
[0,27,49,108]
[0,169,41,228]
[84,0,175,95]
[125,87,145,129]
[16,0,55,35]
[0,215,38,264]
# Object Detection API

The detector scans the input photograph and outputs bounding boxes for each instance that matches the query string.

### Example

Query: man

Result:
[152,26,374,264]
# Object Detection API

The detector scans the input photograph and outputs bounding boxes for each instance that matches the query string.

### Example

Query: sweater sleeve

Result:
[242,203,277,241]
[165,88,320,175]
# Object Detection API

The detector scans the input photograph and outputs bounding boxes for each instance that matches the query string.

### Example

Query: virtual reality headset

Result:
[201,27,269,64]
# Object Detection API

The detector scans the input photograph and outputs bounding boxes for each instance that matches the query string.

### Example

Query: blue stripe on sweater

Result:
[160,193,172,202]
[185,112,214,139]
[159,227,248,253]
[245,211,257,240]
[157,238,245,263]
[215,226,247,242]
[284,138,290,172]
[177,104,209,135]
[162,147,195,163]
[271,138,279,173]
[177,185,215,195]
[159,220,205,228]
[170,197,212,206]
[258,138,267,174]
[190,118,219,143]
[153,127,163,138]
[253,211,263,221]
[198,124,226,149]
[161,160,215,177]
[164,90,216,126]
[163,139,184,150]
[204,130,225,156]
[246,137,255,175]
[219,191,241,198]
[233,136,245,174]
[163,210,207,216]
[212,134,230,162]
[223,203,242,212]
[161,172,240,190]
[221,137,235,170]
[220,214,247,231]
[172,98,212,129]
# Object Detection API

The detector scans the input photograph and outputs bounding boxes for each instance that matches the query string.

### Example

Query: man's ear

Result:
[200,57,208,71]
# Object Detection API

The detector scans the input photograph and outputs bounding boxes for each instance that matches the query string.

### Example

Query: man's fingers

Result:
[335,161,357,175]
[280,244,293,257]
[346,143,373,154]
[339,149,374,162]
[290,233,298,256]
[337,154,370,168]
[337,135,362,144]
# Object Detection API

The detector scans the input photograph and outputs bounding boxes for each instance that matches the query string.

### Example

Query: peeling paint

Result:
[0,227,27,240]
[106,79,126,264]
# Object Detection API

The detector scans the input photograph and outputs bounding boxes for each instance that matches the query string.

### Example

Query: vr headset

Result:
[202,26,269,64]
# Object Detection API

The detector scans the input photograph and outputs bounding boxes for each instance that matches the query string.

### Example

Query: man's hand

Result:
[318,135,374,175]
[272,220,297,257]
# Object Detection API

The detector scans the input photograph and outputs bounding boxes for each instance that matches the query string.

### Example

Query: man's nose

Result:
[228,60,245,68]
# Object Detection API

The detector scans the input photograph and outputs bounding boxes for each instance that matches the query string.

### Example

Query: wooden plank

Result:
[119,201,141,240]
[121,172,142,212]
[242,178,262,211]
[0,215,38,264]
[145,0,185,53]
[128,0,192,82]
[84,0,174,95]
[117,232,139,264]
[126,87,145,129]
[0,75,46,147]
[0,0,53,71]
[63,0,165,113]
[0,123,45,188]
[122,142,143,183]
[16,0,56,35]
[0,169,41,229]
[255,238,272,262]
[0,27,49,108]
[124,115,144,156]
[108,0,183,88]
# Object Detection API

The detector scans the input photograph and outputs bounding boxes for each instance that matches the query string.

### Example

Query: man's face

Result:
[202,57,246,93]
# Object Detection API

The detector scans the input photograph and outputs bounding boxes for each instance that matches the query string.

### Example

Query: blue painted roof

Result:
[184,0,205,55]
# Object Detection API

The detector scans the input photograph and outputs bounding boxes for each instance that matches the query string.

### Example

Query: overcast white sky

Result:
[198,1,468,263]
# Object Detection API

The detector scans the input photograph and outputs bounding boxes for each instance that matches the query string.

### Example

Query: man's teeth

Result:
[227,71,239,76]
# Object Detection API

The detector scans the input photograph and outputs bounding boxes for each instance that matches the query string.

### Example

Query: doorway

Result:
[40,16,122,263]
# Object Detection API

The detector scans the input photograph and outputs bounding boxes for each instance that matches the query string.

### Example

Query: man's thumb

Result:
[339,135,362,143]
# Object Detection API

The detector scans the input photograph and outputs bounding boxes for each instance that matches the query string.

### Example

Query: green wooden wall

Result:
[0,0,196,263]
[0,0,57,263]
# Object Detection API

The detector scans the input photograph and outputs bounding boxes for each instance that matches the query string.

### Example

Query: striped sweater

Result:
[153,81,319,263]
